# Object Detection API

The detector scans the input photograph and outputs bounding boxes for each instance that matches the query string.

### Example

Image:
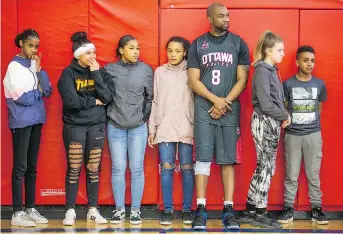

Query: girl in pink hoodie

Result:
[148,37,194,225]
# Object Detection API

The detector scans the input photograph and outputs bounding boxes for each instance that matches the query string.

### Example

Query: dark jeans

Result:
[12,124,43,212]
[63,123,105,209]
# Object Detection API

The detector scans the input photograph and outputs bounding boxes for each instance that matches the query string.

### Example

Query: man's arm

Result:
[225,65,249,102]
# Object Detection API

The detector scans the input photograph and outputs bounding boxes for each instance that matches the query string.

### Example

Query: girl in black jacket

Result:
[57,32,114,226]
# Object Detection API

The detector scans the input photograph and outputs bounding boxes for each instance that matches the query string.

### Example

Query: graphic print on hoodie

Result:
[58,59,114,126]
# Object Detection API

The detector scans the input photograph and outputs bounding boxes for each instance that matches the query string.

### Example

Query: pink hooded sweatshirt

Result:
[149,60,194,144]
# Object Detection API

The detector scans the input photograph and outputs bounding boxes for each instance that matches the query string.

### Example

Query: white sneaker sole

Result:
[183,220,192,225]
[110,219,125,224]
[63,220,75,226]
[87,220,108,224]
[278,217,293,224]
[87,219,108,224]
[192,225,206,230]
[223,224,240,230]
[11,222,36,227]
[130,220,142,225]
[312,218,329,225]
[33,220,49,224]
[160,221,172,225]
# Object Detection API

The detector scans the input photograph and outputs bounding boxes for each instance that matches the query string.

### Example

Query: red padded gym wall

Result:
[160,0,343,9]
[1,0,159,206]
[1,0,17,205]
[297,10,343,211]
[15,0,89,205]
[160,8,299,209]
[88,0,160,205]
[1,0,343,211]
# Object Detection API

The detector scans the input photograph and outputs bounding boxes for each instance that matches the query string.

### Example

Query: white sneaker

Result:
[87,208,108,224]
[26,208,48,224]
[63,209,76,226]
[130,209,142,225]
[110,209,126,224]
[11,211,36,227]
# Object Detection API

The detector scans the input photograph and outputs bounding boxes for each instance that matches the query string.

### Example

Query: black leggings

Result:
[12,124,42,212]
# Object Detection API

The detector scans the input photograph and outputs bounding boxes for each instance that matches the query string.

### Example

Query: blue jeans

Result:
[159,142,194,212]
[107,123,148,210]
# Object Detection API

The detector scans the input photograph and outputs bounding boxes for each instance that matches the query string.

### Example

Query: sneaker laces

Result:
[313,207,325,218]
[112,210,124,218]
[131,209,141,218]
[163,212,173,219]
[194,212,207,222]
[19,212,32,221]
[183,211,191,218]
[280,207,292,218]
[29,209,45,220]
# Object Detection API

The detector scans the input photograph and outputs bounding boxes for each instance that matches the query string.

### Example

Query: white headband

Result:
[73,43,96,58]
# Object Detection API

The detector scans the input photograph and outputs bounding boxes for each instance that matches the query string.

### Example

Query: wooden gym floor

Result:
[1,219,343,233]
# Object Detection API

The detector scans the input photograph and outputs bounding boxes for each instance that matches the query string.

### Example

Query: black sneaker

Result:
[222,205,240,230]
[251,212,283,229]
[182,211,193,225]
[192,204,207,230]
[160,211,173,225]
[239,209,256,224]
[130,209,142,225]
[110,209,125,224]
[278,206,294,224]
[312,206,329,225]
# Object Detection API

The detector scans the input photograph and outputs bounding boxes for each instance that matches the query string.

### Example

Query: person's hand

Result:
[90,58,100,71]
[208,106,223,119]
[213,97,232,115]
[32,53,42,72]
[148,133,155,148]
[95,99,104,106]
[282,115,291,128]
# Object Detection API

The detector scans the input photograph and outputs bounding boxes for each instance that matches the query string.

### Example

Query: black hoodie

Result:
[58,59,114,125]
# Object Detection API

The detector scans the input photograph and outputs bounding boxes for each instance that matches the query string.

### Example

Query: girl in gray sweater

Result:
[104,35,153,225]
[241,31,290,228]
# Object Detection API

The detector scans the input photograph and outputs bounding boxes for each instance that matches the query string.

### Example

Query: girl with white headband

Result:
[57,31,114,226]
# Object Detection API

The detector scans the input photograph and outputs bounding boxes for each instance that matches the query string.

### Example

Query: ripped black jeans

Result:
[63,123,105,209]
